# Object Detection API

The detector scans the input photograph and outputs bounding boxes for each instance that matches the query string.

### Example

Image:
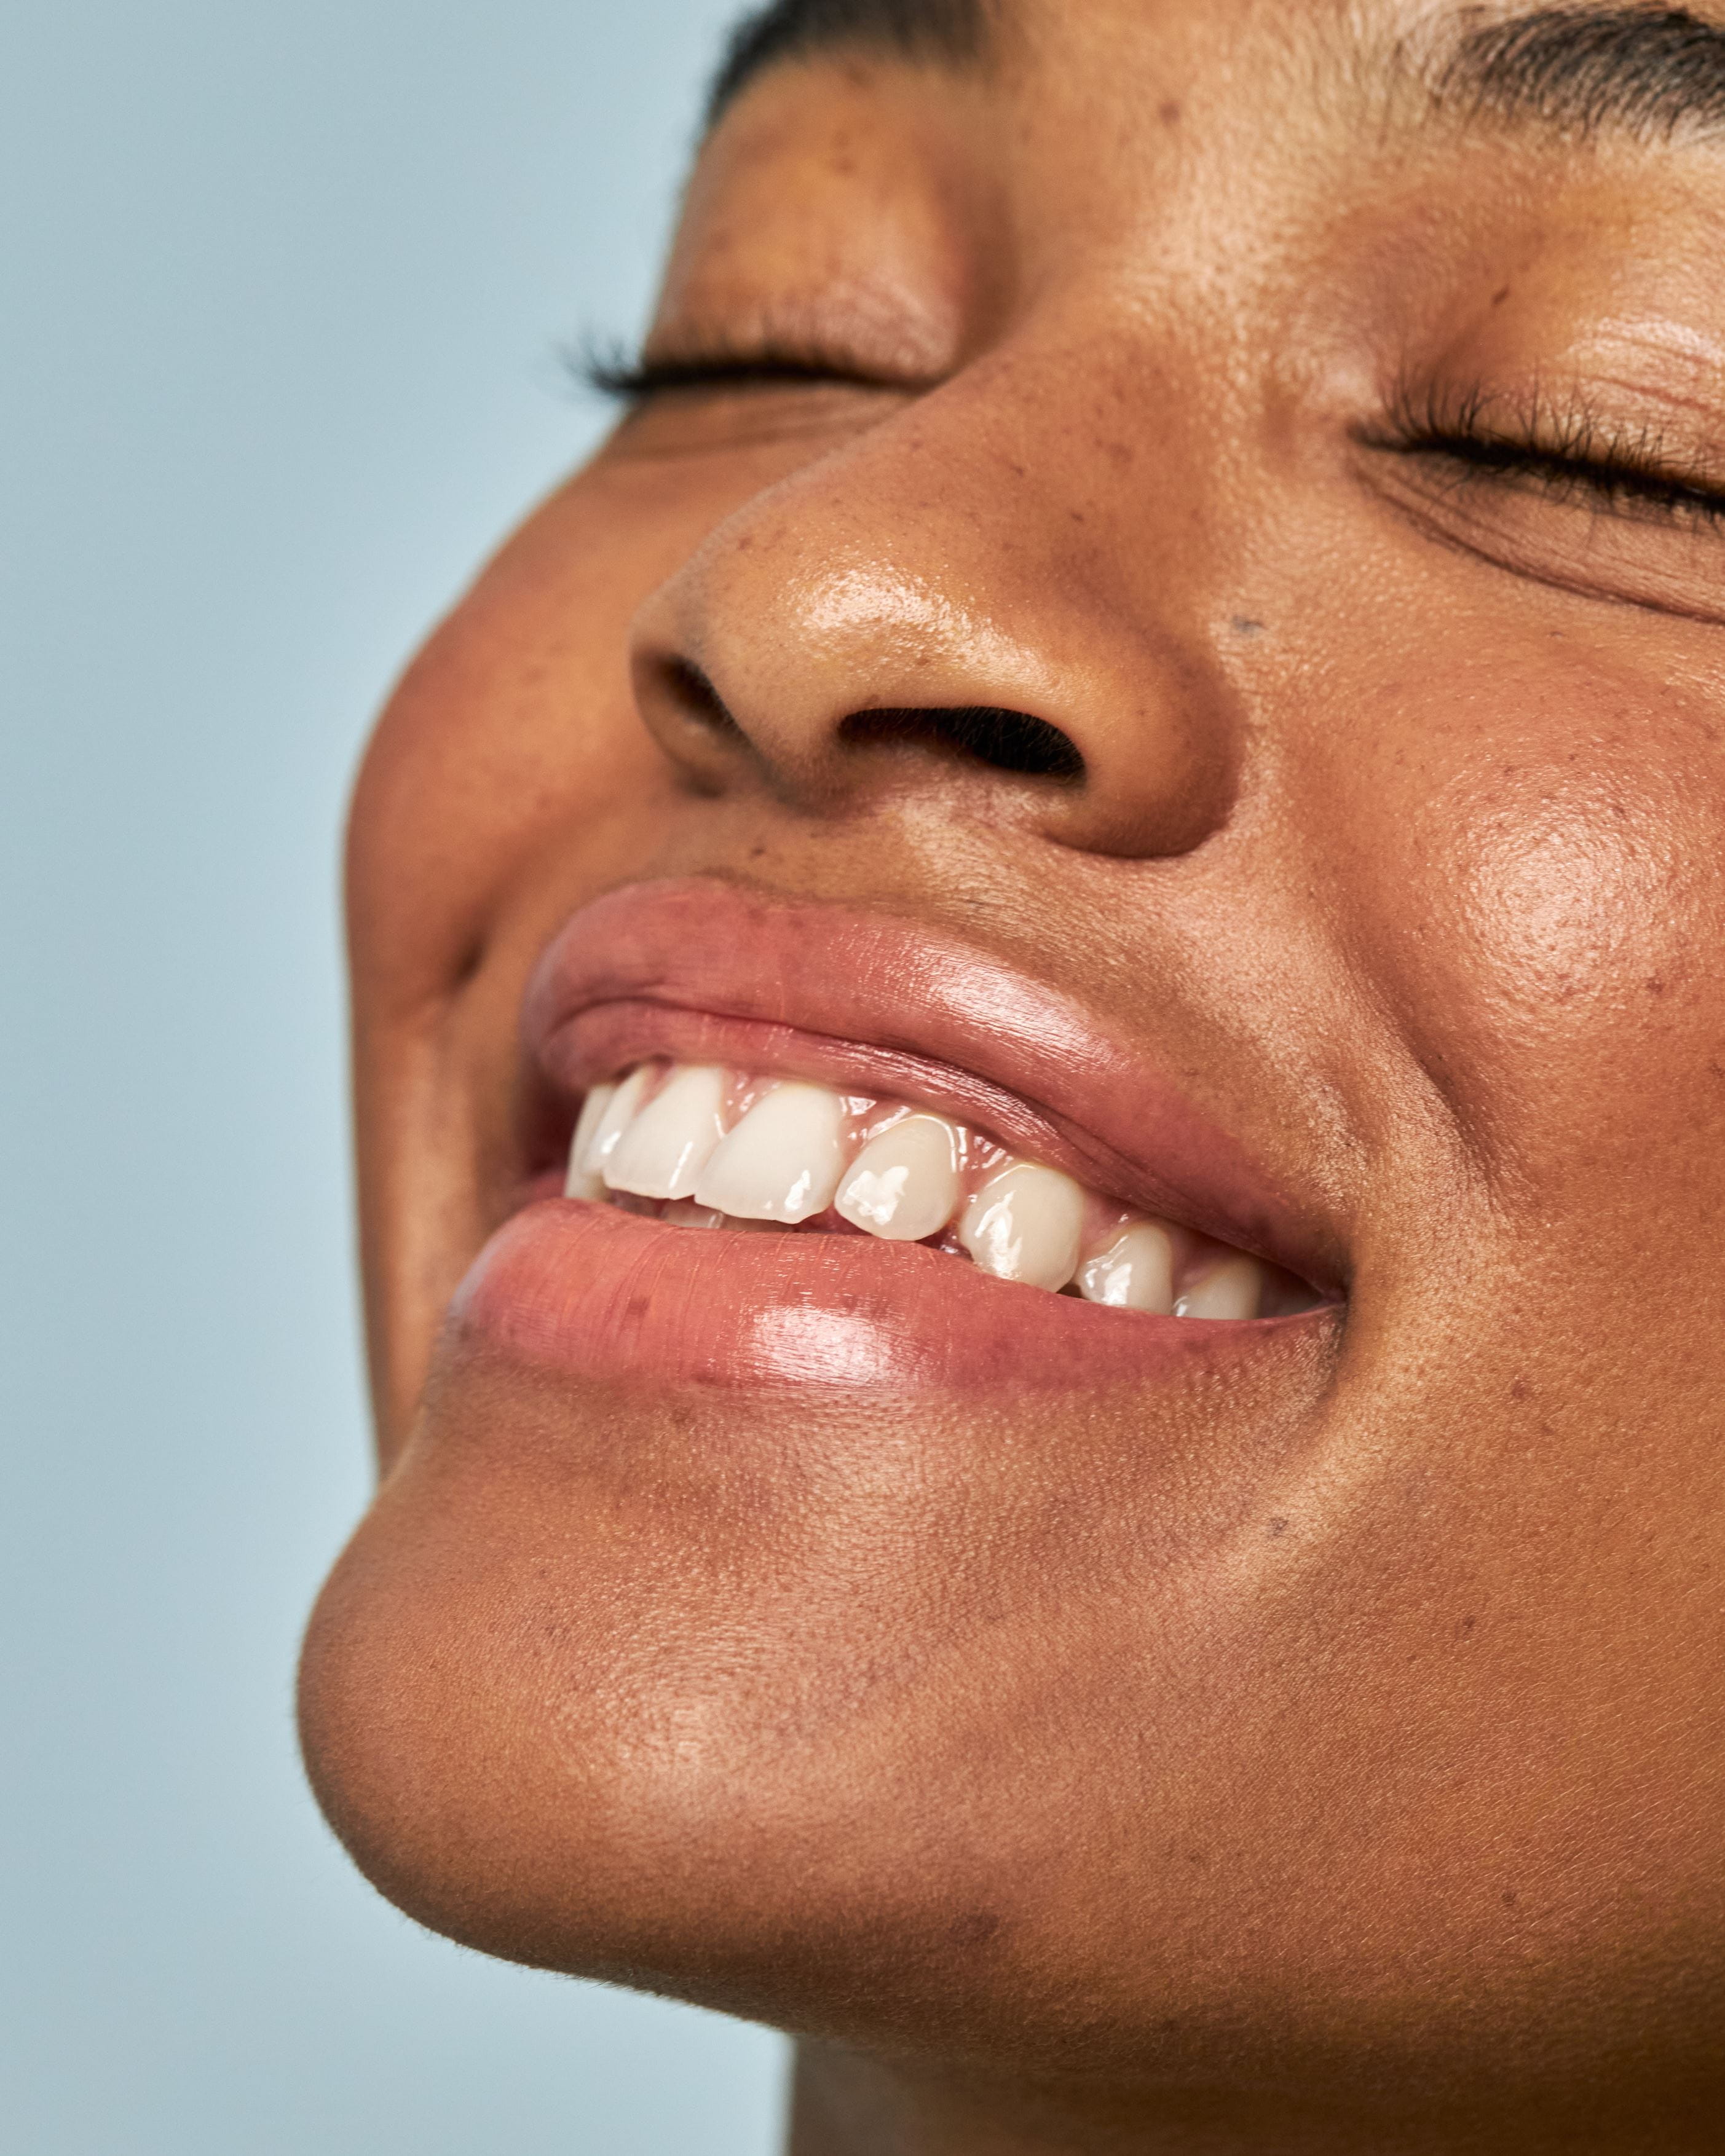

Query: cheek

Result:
[345,484,664,1009]
[344,431,879,1011]
[1448,777,1697,1041]
[1320,663,1725,1192]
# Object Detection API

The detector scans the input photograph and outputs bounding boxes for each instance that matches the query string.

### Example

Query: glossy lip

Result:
[518,876,1347,1296]
[443,876,1347,1398]
[452,1198,1327,1397]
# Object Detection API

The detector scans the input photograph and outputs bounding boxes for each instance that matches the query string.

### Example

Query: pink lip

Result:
[444,879,1344,1397]
[454,1199,1312,1395]
[521,877,1341,1288]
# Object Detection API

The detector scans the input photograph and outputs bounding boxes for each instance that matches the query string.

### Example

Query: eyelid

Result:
[575,333,938,404]
[1358,376,1725,528]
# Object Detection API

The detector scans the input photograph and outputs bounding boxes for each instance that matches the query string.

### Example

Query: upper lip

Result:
[519,876,1346,1295]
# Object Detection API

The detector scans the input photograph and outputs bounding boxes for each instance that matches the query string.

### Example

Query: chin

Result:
[298,1312,1338,2069]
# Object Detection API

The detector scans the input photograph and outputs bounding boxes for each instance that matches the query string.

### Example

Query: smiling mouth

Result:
[567,1060,1320,1321]
[459,878,1343,1394]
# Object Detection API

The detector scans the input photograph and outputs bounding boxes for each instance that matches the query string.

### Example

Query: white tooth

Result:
[564,1082,617,1199]
[958,1161,1085,1290]
[662,1198,726,1228]
[693,1080,848,1222]
[603,1063,727,1200]
[579,1064,650,1181]
[1077,1220,1176,1312]
[835,1114,961,1241]
[1175,1253,1264,1321]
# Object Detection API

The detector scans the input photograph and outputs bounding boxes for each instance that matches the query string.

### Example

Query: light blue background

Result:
[1,3,790,2149]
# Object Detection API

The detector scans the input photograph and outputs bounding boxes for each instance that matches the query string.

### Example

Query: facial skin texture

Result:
[299,2,1725,2149]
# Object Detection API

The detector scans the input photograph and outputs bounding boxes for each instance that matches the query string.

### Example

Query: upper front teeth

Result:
[835,1113,960,1241]
[603,1062,726,1201]
[565,1062,1310,1321]
[695,1080,850,1223]
[571,1065,651,1187]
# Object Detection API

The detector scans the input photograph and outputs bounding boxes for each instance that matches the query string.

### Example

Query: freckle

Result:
[1645,977,1666,994]
[1502,1888,1519,1906]
[626,1296,650,1320]
[1159,99,1182,125]
[1457,1613,1477,1635]
[1267,1516,1288,1536]
[1510,1379,1529,1400]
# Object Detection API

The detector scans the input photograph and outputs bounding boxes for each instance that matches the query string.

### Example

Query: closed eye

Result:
[573,334,930,405]
[1359,381,1725,532]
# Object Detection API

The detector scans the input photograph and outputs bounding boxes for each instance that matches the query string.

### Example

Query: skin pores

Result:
[299,2,1725,2147]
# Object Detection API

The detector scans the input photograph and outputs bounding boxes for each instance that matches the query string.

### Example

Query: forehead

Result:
[709,0,1725,148]
[671,0,1725,340]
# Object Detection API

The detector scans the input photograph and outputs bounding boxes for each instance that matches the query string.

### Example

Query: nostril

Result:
[839,706,1085,782]
[660,656,746,741]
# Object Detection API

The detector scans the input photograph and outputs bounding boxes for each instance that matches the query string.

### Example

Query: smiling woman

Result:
[298,2,1725,2150]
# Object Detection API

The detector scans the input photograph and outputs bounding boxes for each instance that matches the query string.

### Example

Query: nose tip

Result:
[630,516,1240,862]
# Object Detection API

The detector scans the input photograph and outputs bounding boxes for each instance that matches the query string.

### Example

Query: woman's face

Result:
[301,0,1725,2137]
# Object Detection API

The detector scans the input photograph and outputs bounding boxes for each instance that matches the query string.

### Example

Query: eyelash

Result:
[574,334,902,401]
[578,338,1725,532]
[1366,381,1725,530]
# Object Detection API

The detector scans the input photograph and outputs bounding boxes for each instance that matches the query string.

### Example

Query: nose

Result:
[629,364,1242,860]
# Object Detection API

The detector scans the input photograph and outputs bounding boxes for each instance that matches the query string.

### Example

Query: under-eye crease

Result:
[1361,376,1725,530]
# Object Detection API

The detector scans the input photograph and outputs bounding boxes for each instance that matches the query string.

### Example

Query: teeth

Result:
[577,1064,650,1185]
[1175,1253,1265,1321]
[1077,1221,1176,1312]
[958,1161,1086,1290]
[835,1114,961,1240]
[662,1201,783,1231]
[566,1060,1307,1322]
[661,1198,726,1228]
[694,1080,849,1222]
[603,1063,727,1201]
[564,1082,617,1200]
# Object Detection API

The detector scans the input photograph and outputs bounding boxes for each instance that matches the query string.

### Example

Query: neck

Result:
[784,2040,1713,2156]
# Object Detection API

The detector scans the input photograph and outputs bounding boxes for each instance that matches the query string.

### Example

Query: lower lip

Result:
[451,1199,1317,1396]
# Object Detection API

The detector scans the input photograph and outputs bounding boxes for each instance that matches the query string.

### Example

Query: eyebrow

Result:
[705,0,990,128]
[1434,4,1725,141]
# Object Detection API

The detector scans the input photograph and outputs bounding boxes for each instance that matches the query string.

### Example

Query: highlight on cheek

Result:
[1456,779,1689,1007]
